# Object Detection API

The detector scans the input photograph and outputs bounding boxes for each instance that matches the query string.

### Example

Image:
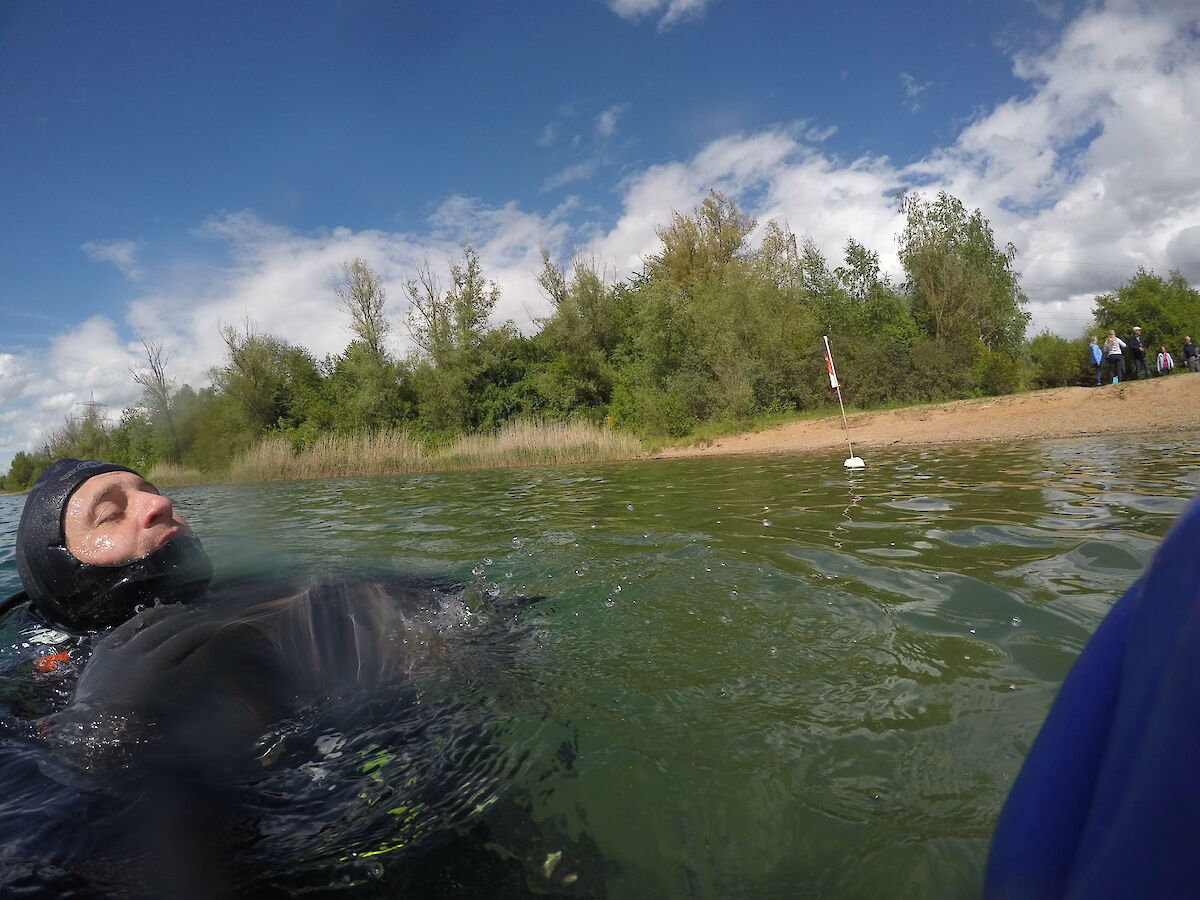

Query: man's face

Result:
[63,471,191,565]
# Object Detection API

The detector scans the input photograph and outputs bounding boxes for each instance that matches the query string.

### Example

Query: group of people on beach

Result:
[1088,327,1199,385]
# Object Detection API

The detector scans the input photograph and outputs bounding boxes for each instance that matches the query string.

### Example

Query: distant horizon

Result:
[2,0,1197,470]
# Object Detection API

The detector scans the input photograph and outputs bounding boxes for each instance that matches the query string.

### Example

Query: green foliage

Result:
[1027,332,1088,389]
[899,192,1030,355]
[21,188,1189,488]
[335,258,391,360]
[971,345,1022,396]
[645,189,756,289]
[1092,268,1200,348]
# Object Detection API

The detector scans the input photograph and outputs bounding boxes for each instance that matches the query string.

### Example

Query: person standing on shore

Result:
[1127,326,1150,379]
[1156,346,1175,375]
[1088,336,1104,386]
[1103,330,1126,383]
[1183,336,1199,373]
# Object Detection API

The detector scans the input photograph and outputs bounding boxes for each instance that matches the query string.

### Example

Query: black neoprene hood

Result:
[14,459,213,632]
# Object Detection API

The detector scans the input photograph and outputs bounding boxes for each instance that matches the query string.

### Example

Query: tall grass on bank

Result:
[436,419,643,470]
[228,429,431,482]
[145,462,206,487]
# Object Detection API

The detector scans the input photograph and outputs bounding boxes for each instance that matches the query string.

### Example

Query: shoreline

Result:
[655,375,1200,460]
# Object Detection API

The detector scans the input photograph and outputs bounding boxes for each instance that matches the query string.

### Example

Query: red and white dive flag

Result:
[823,335,840,391]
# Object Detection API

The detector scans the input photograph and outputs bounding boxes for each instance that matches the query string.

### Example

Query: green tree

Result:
[404,246,507,431]
[1092,268,1200,349]
[899,192,1030,355]
[211,322,323,436]
[1027,332,1089,389]
[336,258,391,361]
[644,189,757,289]
[130,338,180,462]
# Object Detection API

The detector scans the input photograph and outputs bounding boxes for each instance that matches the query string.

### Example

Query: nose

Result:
[138,490,175,530]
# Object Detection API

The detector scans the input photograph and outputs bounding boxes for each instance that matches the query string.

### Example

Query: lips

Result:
[154,524,182,551]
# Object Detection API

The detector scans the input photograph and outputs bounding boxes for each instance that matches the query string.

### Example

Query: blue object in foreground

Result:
[986,496,1200,899]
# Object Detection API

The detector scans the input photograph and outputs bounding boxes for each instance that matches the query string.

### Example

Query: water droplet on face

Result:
[1011,616,1022,627]
[511,537,524,549]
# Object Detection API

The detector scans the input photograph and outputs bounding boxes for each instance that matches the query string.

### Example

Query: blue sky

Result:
[1,0,1198,467]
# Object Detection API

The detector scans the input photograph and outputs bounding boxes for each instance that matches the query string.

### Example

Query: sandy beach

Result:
[657,373,1200,459]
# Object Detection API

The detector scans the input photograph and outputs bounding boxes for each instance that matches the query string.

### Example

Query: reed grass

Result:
[228,429,431,482]
[434,419,643,470]
[145,462,207,487]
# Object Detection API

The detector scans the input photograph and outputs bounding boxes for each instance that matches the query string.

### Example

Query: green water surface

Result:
[1,436,1194,897]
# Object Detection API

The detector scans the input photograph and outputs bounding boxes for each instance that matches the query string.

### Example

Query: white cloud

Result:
[543,160,599,191]
[607,0,707,30]
[595,103,629,138]
[82,238,143,280]
[899,72,932,112]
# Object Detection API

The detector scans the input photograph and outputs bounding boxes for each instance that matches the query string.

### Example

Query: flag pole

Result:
[824,335,865,469]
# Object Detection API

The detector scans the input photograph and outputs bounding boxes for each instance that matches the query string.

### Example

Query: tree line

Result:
[4,190,1196,491]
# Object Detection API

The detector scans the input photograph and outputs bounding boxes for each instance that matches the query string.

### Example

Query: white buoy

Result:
[843,456,865,469]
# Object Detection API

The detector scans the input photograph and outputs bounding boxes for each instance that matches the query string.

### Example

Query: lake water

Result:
[0,436,1195,897]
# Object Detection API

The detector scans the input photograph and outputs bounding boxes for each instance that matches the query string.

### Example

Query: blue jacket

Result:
[1089,342,1103,365]
[986,496,1200,899]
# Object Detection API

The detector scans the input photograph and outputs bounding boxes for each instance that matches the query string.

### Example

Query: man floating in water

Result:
[12,458,212,633]
[1,459,599,897]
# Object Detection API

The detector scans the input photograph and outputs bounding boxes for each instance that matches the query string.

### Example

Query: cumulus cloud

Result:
[2,0,1198,463]
[607,0,707,30]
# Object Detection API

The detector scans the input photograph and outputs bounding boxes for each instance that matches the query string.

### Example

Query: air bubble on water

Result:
[486,583,500,597]
[933,574,941,579]
[969,628,976,634]
[614,585,622,593]
[769,647,778,657]
[590,524,596,529]
[483,557,493,566]
[1009,684,1016,690]
[1011,616,1022,627]
[626,504,634,511]
[730,590,738,598]
[134,604,147,615]
[472,566,484,576]
[604,598,615,608]
[511,537,524,549]
[762,519,771,527]
[964,655,971,660]
[575,569,584,576]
